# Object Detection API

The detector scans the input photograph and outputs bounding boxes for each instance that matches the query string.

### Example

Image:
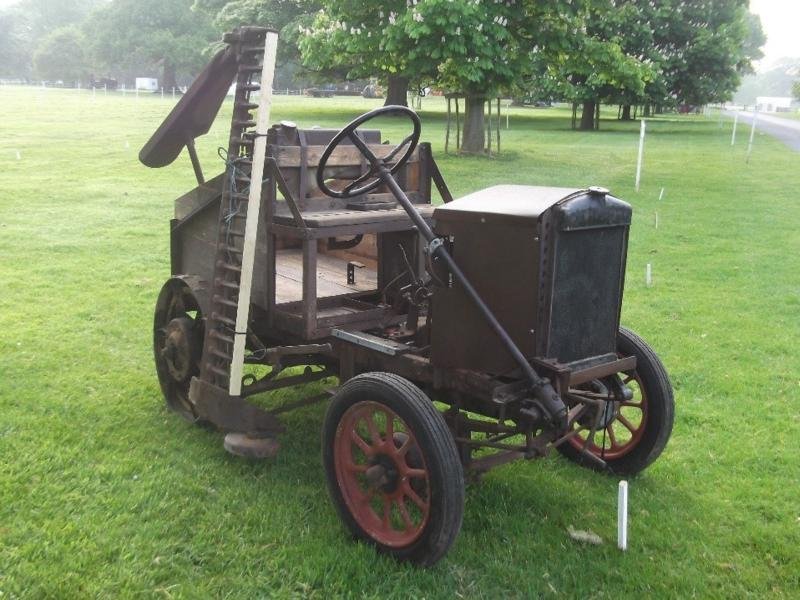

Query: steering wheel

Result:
[316,105,421,199]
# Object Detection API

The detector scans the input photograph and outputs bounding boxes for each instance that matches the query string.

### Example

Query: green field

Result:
[1,87,798,598]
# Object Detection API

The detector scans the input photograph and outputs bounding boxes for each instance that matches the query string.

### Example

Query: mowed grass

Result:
[1,87,798,598]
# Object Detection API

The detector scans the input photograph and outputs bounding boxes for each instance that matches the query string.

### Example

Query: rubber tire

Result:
[322,372,464,566]
[558,327,675,476]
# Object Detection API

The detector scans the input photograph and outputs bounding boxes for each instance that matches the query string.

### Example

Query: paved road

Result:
[727,110,800,152]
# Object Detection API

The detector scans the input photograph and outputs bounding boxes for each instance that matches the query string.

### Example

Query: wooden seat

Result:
[273,204,435,228]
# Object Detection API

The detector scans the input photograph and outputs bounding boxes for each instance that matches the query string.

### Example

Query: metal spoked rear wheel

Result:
[153,278,205,422]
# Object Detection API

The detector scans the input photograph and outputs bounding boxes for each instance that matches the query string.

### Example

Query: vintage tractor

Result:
[141,27,674,566]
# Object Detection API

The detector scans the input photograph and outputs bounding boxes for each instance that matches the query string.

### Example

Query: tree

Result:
[653,0,764,107]
[536,0,652,130]
[88,0,216,89]
[301,0,575,153]
[193,0,321,90]
[33,25,89,83]
[298,1,426,108]
[0,0,104,80]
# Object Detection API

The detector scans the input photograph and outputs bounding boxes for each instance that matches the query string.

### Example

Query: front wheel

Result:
[558,327,675,476]
[322,372,464,566]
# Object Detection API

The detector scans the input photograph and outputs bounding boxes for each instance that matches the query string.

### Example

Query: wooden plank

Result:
[273,204,434,228]
[229,31,278,397]
[274,249,378,304]
[271,144,420,168]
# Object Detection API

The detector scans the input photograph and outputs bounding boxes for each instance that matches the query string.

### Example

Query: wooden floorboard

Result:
[275,248,377,304]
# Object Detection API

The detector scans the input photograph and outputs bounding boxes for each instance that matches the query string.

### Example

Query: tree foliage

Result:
[87,0,217,88]
[0,0,103,80]
[33,25,89,82]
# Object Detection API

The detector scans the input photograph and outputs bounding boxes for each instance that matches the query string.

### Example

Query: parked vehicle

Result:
[141,26,674,566]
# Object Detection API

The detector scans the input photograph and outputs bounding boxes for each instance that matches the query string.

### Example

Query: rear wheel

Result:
[323,372,464,566]
[154,278,205,422]
[558,327,674,476]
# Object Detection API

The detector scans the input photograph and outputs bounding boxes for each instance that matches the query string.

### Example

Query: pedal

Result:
[223,432,280,459]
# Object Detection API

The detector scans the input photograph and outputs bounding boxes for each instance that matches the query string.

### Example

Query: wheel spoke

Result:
[621,401,643,408]
[384,410,394,440]
[383,133,414,164]
[406,468,426,479]
[343,168,378,194]
[617,414,638,434]
[404,482,427,510]
[349,429,373,455]
[606,425,618,448]
[364,414,382,445]
[396,497,414,531]
[345,460,368,473]
[382,497,392,529]
[347,132,381,167]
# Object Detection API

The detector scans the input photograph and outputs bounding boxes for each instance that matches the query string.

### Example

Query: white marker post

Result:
[506,101,511,129]
[618,481,629,551]
[731,112,739,146]
[646,263,652,287]
[15,150,21,160]
[654,211,659,229]
[172,87,176,100]
[658,187,664,201]
[746,110,758,163]
[228,31,279,397]
[161,87,164,99]
[635,119,646,192]
[104,84,107,96]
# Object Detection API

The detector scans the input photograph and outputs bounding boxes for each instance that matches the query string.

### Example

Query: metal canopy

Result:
[139,46,238,168]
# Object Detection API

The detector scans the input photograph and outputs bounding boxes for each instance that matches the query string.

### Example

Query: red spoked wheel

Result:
[333,402,430,547]
[558,327,674,476]
[323,373,464,566]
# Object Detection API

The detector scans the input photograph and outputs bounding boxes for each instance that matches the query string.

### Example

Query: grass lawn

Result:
[1,87,798,598]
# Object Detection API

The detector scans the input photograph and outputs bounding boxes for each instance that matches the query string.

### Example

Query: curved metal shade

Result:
[139,47,238,168]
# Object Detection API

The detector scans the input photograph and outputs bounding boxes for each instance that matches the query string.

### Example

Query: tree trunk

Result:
[644,104,651,117]
[621,104,632,120]
[460,95,486,154]
[384,75,409,107]
[162,60,177,92]
[579,100,596,130]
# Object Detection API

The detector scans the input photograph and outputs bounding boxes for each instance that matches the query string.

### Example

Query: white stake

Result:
[122,84,126,96]
[15,150,21,160]
[506,102,510,129]
[172,87,176,100]
[104,84,107,96]
[645,263,652,287]
[92,86,96,99]
[746,110,758,163]
[654,211,659,229]
[161,87,164,99]
[228,30,279,397]
[618,480,629,551]
[124,140,130,149]
[635,119,646,192]
[658,187,664,201]
[731,112,738,146]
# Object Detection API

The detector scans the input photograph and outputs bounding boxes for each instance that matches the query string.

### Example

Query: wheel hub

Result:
[162,317,196,382]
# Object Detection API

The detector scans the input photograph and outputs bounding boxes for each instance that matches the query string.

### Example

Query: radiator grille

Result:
[546,227,626,362]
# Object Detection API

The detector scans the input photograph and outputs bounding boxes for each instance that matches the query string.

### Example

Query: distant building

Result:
[755,96,793,113]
